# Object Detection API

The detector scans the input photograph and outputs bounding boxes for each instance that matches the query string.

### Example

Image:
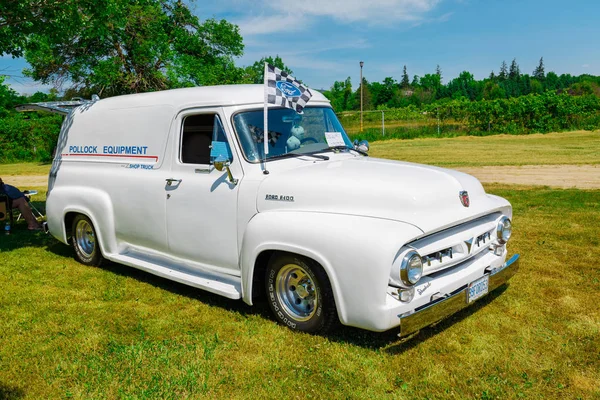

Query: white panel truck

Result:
[37,85,519,336]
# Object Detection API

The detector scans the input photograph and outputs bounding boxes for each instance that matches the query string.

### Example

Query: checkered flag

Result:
[265,64,313,113]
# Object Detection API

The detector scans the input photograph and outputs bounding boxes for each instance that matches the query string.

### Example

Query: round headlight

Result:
[496,216,512,244]
[401,251,423,286]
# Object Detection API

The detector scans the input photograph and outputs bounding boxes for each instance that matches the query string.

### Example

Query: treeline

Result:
[341,91,600,143]
[0,77,63,162]
[324,58,600,111]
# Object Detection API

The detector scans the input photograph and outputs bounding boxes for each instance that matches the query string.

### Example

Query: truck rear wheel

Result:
[266,253,338,333]
[72,214,103,267]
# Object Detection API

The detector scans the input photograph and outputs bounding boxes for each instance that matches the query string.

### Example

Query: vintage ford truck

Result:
[31,85,518,336]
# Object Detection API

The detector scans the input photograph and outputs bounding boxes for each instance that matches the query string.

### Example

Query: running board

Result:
[109,254,242,299]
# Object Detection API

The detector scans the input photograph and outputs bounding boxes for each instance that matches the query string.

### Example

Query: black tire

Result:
[71,214,104,267]
[266,253,338,333]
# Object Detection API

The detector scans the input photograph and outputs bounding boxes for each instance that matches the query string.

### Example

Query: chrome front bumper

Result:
[399,254,520,337]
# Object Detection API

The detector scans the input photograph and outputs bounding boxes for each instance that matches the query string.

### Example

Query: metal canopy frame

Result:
[15,95,99,115]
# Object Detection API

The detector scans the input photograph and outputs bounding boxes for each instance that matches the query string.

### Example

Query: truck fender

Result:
[239,211,423,329]
[46,186,116,256]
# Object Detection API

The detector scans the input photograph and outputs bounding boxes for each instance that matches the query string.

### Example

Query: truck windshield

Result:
[233,107,353,162]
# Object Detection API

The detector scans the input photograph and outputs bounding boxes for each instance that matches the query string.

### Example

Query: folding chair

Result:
[16,190,45,222]
[0,193,15,229]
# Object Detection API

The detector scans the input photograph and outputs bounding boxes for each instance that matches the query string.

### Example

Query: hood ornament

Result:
[459,191,470,207]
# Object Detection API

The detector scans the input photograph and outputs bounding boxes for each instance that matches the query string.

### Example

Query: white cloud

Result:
[236,14,309,36]
[271,0,441,23]
[582,64,590,68]
[234,0,443,35]
[292,39,371,55]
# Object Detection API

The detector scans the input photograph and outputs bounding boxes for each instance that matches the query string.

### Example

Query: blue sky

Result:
[2,0,600,94]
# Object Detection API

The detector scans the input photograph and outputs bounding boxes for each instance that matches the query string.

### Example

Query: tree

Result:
[509,58,521,81]
[401,65,410,88]
[447,71,479,100]
[483,81,505,100]
[242,56,292,84]
[376,77,396,106]
[499,61,508,81]
[8,0,244,96]
[1,0,78,57]
[533,57,545,80]
[530,78,543,94]
[420,73,441,99]
[0,76,19,117]
[545,71,559,90]
[323,77,354,111]
[435,64,443,83]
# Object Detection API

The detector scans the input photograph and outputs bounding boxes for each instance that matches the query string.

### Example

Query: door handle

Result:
[166,178,182,186]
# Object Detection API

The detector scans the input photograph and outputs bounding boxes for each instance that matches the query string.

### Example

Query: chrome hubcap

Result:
[276,264,318,322]
[76,220,95,258]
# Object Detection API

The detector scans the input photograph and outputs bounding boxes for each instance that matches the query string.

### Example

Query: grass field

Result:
[370,130,600,167]
[0,162,51,177]
[1,132,599,399]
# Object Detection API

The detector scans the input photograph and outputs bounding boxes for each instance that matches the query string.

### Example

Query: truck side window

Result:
[211,115,233,163]
[181,114,215,164]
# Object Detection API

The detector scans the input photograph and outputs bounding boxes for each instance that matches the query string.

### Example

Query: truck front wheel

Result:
[266,253,338,333]
[72,214,104,267]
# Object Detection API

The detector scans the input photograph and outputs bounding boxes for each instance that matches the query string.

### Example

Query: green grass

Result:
[1,185,599,399]
[0,162,51,177]
[370,130,600,167]
[1,132,599,398]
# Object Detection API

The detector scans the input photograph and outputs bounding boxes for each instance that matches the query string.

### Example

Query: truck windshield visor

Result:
[233,107,353,162]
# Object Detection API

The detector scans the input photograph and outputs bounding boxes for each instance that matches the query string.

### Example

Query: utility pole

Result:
[360,61,364,132]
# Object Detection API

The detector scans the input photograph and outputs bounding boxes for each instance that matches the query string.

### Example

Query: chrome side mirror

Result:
[213,156,238,185]
[353,139,369,154]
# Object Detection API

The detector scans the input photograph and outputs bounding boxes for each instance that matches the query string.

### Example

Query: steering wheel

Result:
[300,137,318,144]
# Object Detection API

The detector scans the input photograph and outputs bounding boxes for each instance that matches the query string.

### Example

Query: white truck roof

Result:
[91,84,330,110]
[16,85,330,115]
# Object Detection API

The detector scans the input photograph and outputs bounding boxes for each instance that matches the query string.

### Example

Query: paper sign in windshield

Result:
[325,132,345,147]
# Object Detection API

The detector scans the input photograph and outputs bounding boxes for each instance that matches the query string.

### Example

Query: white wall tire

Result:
[266,253,338,333]
[71,214,104,267]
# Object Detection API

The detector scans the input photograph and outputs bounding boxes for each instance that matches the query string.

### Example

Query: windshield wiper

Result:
[270,152,330,161]
[320,146,368,157]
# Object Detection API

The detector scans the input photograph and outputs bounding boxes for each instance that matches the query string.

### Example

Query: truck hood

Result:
[256,156,510,234]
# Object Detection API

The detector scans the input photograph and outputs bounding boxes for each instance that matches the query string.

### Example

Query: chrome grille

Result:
[408,213,501,275]
[422,247,454,267]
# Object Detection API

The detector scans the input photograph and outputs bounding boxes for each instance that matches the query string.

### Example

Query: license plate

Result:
[467,275,489,303]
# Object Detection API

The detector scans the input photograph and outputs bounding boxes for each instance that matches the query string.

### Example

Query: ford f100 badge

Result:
[459,191,470,207]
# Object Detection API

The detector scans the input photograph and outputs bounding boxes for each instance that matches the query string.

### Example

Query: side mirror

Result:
[354,140,369,154]
[213,156,238,185]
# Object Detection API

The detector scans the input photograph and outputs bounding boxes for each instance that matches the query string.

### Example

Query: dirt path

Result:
[5,164,600,190]
[5,175,49,188]
[455,165,600,189]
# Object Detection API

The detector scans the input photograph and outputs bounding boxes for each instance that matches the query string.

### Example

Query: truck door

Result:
[165,109,242,272]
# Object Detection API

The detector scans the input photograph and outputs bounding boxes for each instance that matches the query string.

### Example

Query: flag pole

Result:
[263,63,269,174]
